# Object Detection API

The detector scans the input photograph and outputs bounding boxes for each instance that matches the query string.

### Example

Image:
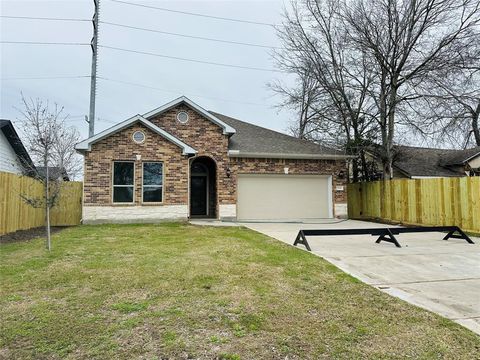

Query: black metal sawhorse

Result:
[293,226,475,251]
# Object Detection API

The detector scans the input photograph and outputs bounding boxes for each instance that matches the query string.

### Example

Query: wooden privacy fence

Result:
[0,171,83,236]
[348,177,480,234]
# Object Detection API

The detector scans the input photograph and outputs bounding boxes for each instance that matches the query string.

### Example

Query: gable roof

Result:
[210,112,351,159]
[0,119,36,173]
[143,96,236,135]
[75,114,197,155]
[440,146,480,166]
[387,145,480,178]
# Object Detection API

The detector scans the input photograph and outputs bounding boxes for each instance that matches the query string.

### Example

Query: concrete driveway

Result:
[241,219,480,335]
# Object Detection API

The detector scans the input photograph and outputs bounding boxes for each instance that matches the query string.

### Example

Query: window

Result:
[132,131,145,144]
[176,111,189,124]
[113,162,134,203]
[143,162,163,202]
[191,162,208,175]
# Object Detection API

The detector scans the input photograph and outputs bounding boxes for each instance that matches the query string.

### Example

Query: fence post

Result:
[0,171,83,236]
[346,177,479,233]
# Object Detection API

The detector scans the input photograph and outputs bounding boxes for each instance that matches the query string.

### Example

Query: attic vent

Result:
[132,130,145,144]
[177,111,189,124]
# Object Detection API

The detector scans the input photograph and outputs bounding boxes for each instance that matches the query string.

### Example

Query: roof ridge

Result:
[395,145,457,151]
[395,144,479,152]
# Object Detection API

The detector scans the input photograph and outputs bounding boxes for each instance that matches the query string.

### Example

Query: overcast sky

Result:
[1,0,294,141]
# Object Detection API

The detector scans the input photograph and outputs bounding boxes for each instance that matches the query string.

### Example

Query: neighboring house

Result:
[368,145,480,179]
[75,96,350,223]
[36,167,70,181]
[0,119,35,175]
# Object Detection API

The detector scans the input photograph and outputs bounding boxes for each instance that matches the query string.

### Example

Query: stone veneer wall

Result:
[83,205,188,223]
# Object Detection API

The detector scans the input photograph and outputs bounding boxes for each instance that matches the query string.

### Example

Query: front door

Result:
[190,175,207,216]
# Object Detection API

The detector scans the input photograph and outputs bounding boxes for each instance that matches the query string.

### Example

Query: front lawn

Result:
[1,223,479,359]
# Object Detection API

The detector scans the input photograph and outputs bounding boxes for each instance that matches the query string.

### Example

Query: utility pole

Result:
[88,0,99,137]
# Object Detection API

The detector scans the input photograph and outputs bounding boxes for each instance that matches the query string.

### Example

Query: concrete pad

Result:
[242,220,480,335]
[189,220,241,227]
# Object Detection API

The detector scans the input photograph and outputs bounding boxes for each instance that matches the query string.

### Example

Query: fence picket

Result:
[0,171,82,236]
[348,177,480,233]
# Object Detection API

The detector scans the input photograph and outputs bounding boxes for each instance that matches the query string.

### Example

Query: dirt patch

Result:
[0,226,69,245]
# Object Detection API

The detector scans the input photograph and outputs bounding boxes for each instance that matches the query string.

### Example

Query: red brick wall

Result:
[83,104,348,212]
[227,157,348,204]
[149,105,232,204]
[83,122,189,206]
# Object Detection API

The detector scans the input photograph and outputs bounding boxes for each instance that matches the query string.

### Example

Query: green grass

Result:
[1,223,479,359]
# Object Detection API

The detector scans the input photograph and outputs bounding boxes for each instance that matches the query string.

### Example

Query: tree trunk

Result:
[46,196,51,251]
[378,71,390,180]
[299,109,307,139]
[359,149,369,181]
[472,104,480,146]
[384,78,399,180]
[45,157,51,251]
[352,160,359,183]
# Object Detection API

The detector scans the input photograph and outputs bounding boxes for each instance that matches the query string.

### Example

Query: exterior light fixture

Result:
[226,167,231,178]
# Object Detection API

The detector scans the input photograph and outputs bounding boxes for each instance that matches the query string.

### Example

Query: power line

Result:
[99,45,282,72]
[1,15,281,50]
[98,117,117,124]
[0,41,90,46]
[98,76,269,107]
[1,73,270,107]
[0,15,90,22]
[101,21,281,50]
[108,0,277,27]
[65,116,116,124]
[1,75,90,80]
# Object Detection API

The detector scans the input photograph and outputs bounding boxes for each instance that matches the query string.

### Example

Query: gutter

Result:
[454,151,480,165]
[227,150,356,160]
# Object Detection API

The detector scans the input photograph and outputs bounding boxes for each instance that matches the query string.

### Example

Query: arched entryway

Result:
[190,156,217,218]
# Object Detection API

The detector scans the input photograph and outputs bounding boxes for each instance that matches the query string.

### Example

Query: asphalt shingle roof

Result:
[209,111,345,157]
[439,146,480,166]
[392,145,480,177]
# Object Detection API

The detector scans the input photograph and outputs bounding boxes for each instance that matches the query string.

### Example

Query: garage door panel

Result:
[237,174,332,221]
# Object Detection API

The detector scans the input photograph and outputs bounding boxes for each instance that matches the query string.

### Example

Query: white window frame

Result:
[142,161,164,203]
[112,161,135,203]
[176,110,189,124]
[132,130,146,144]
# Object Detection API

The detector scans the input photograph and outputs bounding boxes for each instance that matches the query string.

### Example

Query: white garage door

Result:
[237,174,332,221]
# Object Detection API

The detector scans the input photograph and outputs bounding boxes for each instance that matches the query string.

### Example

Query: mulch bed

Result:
[0,227,69,245]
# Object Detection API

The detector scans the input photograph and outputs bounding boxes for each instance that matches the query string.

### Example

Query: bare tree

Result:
[16,95,81,250]
[414,63,480,148]
[269,69,321,140]
[273,0,379,182]
[345,0,480,177]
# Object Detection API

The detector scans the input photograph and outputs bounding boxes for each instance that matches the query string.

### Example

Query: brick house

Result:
[75,96,350,223]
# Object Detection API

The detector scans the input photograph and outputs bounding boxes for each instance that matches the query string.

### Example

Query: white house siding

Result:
[469,156,480,169]
[0,130,22,174]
